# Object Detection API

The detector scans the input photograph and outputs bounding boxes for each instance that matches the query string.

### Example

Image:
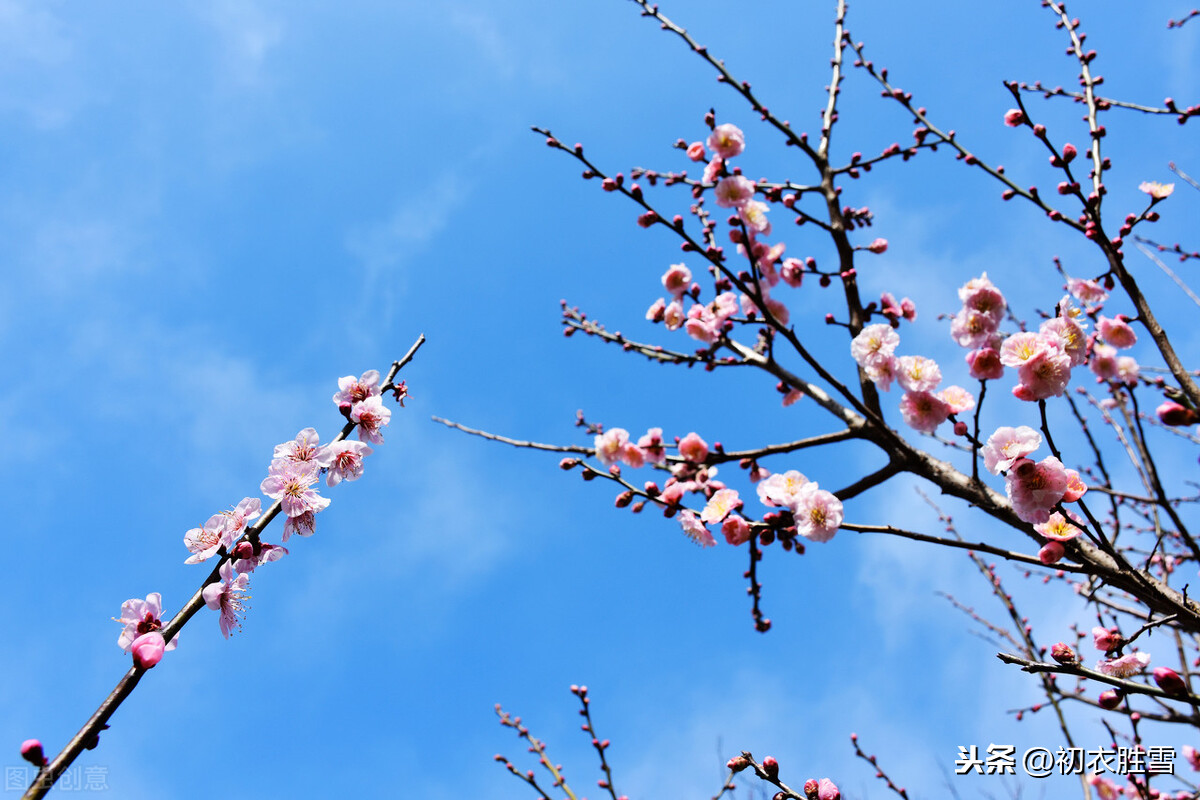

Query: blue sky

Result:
[1,1,1198,797]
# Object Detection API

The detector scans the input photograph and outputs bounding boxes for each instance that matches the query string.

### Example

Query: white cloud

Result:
[193,0,283,89]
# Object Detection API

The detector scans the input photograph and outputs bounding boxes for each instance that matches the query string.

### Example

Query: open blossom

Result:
[982,426,1042,474]
[1006,456,1069,524]
[757,470,809,508]
[637,428,667,464]
[645,297,666,322]
[999,331,1056,368]
[899,391,951,433]
[333,369,380,410]
[865,356,897,391]
[1089,343,1119,380]
[661,263,692,297]
[1062,469,1087,502]
[701,488,742,524]
[790,483,843,543]
[1066,276,1108,305]
[350,395,392,444]
[849,323,899,368]
[678,510,717,547]
[1034,511,1083,541]
[1097,315,1137,348]
[684,303,721,343]
[707,123,745,160]
[317,440,374,486]
[1097,651,1151,678]
[714,175,756,208]
[938,385,975,415]
[685,141,706,161]
[966,347,1004,381]
[739,200,771,235]
[1093,626,1121,652]
[663,300,685,330]
[115,593,179,653]
[702,155,723,183]
[1039,315,1087,367]
[202,561,251,639]
[233,540,289,573]
[1139,180,1175,200]
[595,427,630,467]
[1115,355,1139,386]
[950,309,998,349]
[780,258,805,288]
[1014,347,1072,400]
[184,498,260,565]
[261,460,331,519]
[895,355,942,393]
[284,510,316,541]
[678,432,709,463]
[274,428,325,464]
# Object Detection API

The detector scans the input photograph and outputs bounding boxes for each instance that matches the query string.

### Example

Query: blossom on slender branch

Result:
[790,484,843,543]
[982,426,1042,474]
[316,440,374,487]
[261,460,331,520]
[678,432,709,463]
[1138,181,1175,200]
[202,561,251,639]
[899,391,951,433]
[714,175,756,208]
[130,632,166,670]
[333,369,381,410]
[273,427,326,464]
[1005,456,1069,524]
[678,510,716,547]
[701,488,742,524]
[114,593,179,653]
[1097,651,1151,678]
[706,123,745,160]
[757,470,809,508]
[849,323,899,369]
[350,395,392,444]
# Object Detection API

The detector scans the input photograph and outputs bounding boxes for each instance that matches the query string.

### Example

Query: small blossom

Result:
[1051,642,1079,664]
[739,200,771,235]
[895,355,942,393]
[333,370,381,410]
[780,257,805,288]
[261,460,331,519]
[1039,315,1087,367]
[202,561,251,639]
[1015,347,1073,400]
[678,510,717,547]
[864,356,898,391]
[1003,108,1025,127]
[315,440,373,486]
[273,427,325,464]
[701,488,742,524]
[1093,627,1121,653]
[790,483,843,543]
[350,395,392,444]
[1006,456,1069,524]
[685,141,707,162]
[637,428,667,464]
[661,263,692,297]
[982,426,1042,474]
[899,391,951,433]
[1097,315,1137,349]
[594,428,630,467]
[1089,343,1120,380]
[645,297,666,322]
[1034,511,1082,541]
[938,385,975,415]
[283,510,316,541]
[684,303,721,343]
[1183,745,1200,771]
[1062,469,1087,502]
[866,238,888,254]
[721,515,752,545]
[114,593,179,653]
[131,632,166,669]
[706,124,745,160]
[817,778,841,800]
[966,347,1004,381]
[1097,651,1151,678]
[757,470,809,508]
[678,432,709,463]
[1116,355,1140,386]
[1038,541,1064,564]
[1086,774,1121,800]
[1066,277,1109,305]
[233,540,289,573]
[714,175,756,208]
[850,324,899,369]
[702,156,724,184]
[1139,181,1175,200]
[663,300,685,331]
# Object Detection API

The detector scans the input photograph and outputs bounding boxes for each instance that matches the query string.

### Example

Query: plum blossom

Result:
[202,561,251,639]
[721,515,752,545]
[274,428,325,464]
[1097,651,1151,678]
[1085,775,1121,800]
[233,541,289,573]
[780,258,805,288]
[706,123,745,160]
[950,309,998,349]
[999,332,1055,368]
[982,426,1042,474]
[1014,347,1072,400]
[115,593,179,653]
[1093,626,1121,652]
[899,391,951,433]
[895,355,942,393]
[333,370,380,410]
[684,303,721,343]
[678,510,717,547]
[1139,180,1175,199]
[864,356,897,391]
[1034,511,1083,541]
[284,510,316,541]
[663,300,685,330]
[966,347,1004,381]
[702,156,723,184]
[645,297,666,322]
[849,323,899,368]
[790,483,843,543]
[1062,469,1087,502]
[1066,277,1108,305]
[1006,456,1069,524]
[595,428,630,467]
[1184,746,1200,771]
[661,264,692,297]
[817,778,841,800]
[184,497,261,565]
[1003,108,1024,126]
[350,395,392,444]
[739,200,771,235]
[1089,343,1119,380]
[714,175,756,208]
[1040,314,1087,367]
[702,488,742,524]
[938,385,975,415]
[685,141,706,161]
[637,428,667,464]
[1116,355,1140,386]
[757,470,809,508]
[1097,315,1137,348]
[131,632,166,670]
[866,238,888,254]
[678,432,709,463]
[316,440,374,486]
[261,460,331,519]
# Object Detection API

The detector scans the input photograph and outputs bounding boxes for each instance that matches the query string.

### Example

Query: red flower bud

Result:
[1154,667,1188,695]
[1098,689,1122,709]
[762,756,779,777]
[1051,642,1079,664]
[20,739,47,767]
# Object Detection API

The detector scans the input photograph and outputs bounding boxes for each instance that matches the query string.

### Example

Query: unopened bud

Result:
[1098,689,1122,709]
[727,755,750,773]
[1051,642,1079,664]
[762,756,779,777]
[1157,401,1198,427]
[1154,667,1188,695]
[131,632,166,670]
[804,779,820,799]
[20,739,46,767]
[1038,541,1065,565]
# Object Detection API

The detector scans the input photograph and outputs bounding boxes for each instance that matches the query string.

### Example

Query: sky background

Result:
[1,1,1198,797]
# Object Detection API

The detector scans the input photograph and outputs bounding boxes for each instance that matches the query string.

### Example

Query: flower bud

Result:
[727,755,750,773]
[1098,689,1122,709]
[866,238,888,254]
[818,778,841,800]
[1093,626,1121,653]
[804,779,820,799]
[131,631,166,670]
[1154,667,1188,695]
[953,421,969,436]
[20,739,46,767]
[1157,401,1198,426]
[762,756,779,777]
[1003,109,1024,127]
[1038,541,1065,565]
[1051,642,1079,664]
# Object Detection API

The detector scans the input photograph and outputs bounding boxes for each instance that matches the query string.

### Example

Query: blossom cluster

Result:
[115,369,395,666]
[980,425,1087,526]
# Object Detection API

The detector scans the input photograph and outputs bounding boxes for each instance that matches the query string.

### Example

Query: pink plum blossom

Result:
[938,385,975,415]
[790,484,843,543]
[684,303,721,343]
[1040,315,1087,367]
[849,323,899,368]
[333,370,381,410]
[595,428,630,467]
[233,540,289,573]
[202,561,251,639]
[950,309,998,349]
[1003,108,1024,126]
[957,273,1000,302]
[739,200,771,235]
[1086,775,1120,800]
[702,156,723,184]
[899,391,951,433]
[895,355,942,393]
[782,388,804,406]
[20,740,46,767]
[982,426,1042,474]
[721,515,752,546]
[999,331,1055,368]
[663,300,685,331]
[678,432,709,463]
[1015,347,1072,400]
[1062,469,1087,502]
[1184,746,1200,771]
[1093,626,1121,652]
[637,428,667,464]
[866,238,888,253]
[1089,343,1119,380]
[780,258,805,288]
[115,593,179,653]
[645,297,666,322]
[261,460,331,519]
[283,510,316,541]
[1139,181,1175,199]
[184,513,235,565]
[1038,541,1065,564]
[966,347,1004,381]
[686,141,706,161]
[274,428,325,464]
[661,264,692,297]
[131,632,166,669]
[757,470,809,508]
[1097,651,1151,678]
[1005,456,1069,524]
[864,356,897,391]
[817,778,841,800]
[678,510,717,547]
[1097,315,1137,348]
[714,175,756,208]
[1116,355,1140,386]
[1066,277,1108,305]
[1034,511,1083,541]
[702,488,743,524]
[706,123,745,160]
[316,440,374,486]
[350,395,392,444]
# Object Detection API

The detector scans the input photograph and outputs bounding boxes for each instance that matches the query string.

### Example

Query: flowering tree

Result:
[439,1,1200,797]
[15,337,422,799]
